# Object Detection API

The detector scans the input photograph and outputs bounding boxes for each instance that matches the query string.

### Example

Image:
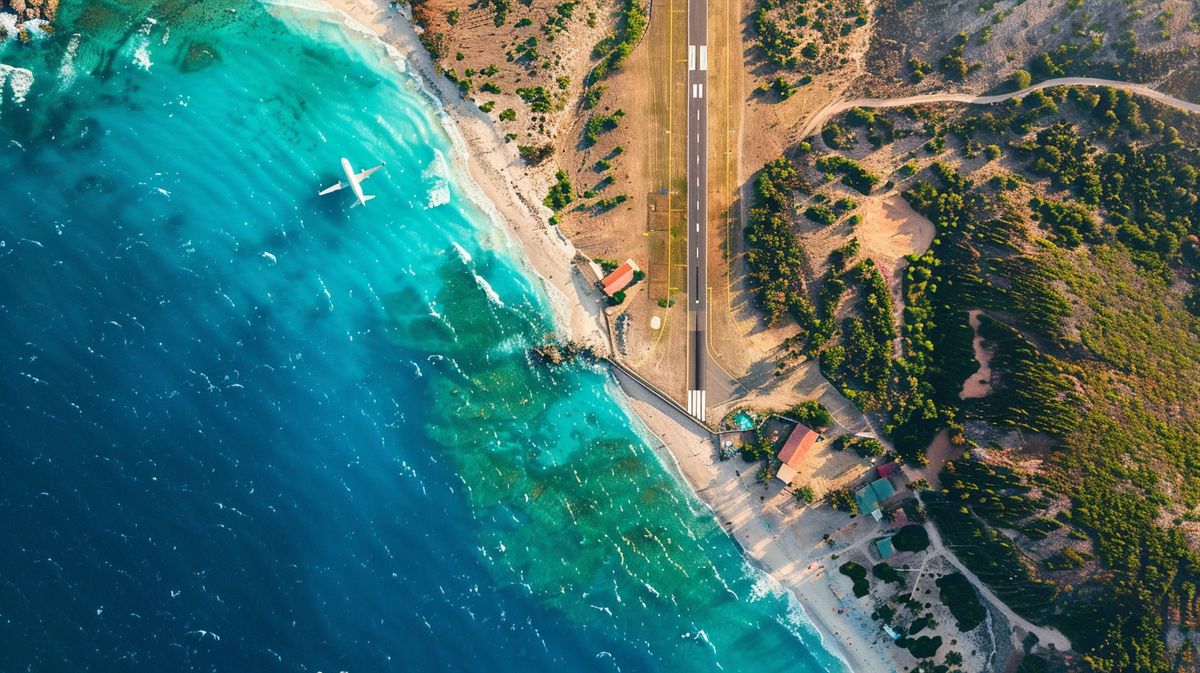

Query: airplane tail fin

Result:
[351,194,377,209]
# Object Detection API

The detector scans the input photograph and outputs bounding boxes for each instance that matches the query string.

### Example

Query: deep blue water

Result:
[0,2,848,671]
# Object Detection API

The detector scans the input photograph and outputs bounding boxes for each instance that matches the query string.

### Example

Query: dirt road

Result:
[799,76,1200,139]
[921,519,1074,651]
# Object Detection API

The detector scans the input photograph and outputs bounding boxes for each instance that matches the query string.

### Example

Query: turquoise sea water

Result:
[0,2,848,671]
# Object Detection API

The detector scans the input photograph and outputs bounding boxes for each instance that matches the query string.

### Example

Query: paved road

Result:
[800,76,1200,139]
[685,0,709,421]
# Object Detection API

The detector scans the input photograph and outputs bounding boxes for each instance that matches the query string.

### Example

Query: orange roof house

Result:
[776,423,819,484]
[601,259,639,296]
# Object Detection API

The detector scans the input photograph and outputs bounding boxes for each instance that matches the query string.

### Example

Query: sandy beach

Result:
[613,368,900,673]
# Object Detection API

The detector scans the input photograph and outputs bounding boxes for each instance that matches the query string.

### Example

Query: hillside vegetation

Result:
[748,86,1200,671]
[863,0,1200,99]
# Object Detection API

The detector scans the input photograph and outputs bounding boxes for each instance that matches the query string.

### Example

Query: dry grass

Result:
[862,0,1200,97]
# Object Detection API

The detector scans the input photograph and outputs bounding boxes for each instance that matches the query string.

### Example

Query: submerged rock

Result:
[530,337,601,366]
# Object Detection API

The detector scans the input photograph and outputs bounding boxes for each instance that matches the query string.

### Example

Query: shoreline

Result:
[317,3,899,672]
[611,368,898,673]
[319,0,610,353]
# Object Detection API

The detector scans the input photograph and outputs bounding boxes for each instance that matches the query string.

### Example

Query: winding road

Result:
[800,76,1200,139]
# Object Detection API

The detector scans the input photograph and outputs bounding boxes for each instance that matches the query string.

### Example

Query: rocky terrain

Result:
[2,0,58,23]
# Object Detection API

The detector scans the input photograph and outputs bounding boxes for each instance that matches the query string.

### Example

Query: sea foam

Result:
[56,34,81,91]
[0,63,34,105]
[422,149,451,209]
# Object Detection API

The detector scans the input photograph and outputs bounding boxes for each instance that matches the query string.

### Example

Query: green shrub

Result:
[543,170,574,210]
[805,204,837,225]
[827,487,858,514]
[899,634,942,658]
[892,525,929,552]
[785,400,832,429]
[873,562,903,584]
[839,561,870,597]
[516,84,555,112]
[518,144,553,165]
[588,0,647,82]
[936,572,986,631]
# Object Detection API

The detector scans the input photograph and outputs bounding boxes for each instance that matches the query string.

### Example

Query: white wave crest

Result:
[422,149,451,209]
[56,34,81,91]
[133,43,153,71]
[474,274,503,306]
[132,18,157,71]
[746,566,786,602]
[450,241,472,263]
[0,13,17,44]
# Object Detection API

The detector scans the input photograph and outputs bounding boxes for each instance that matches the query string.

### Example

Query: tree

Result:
[787,400,833,430]
[794,484,815,503]
[892,524,930,552]
[1011,69,1032,91]
[827,487,858,513]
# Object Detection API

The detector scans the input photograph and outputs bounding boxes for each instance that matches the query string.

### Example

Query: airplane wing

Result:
[318,181,344,196]
[355,164,384,182]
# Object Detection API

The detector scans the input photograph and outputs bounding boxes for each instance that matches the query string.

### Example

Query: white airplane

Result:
[318,157,384,207]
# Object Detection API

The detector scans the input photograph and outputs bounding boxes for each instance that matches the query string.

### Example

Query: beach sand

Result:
[320,2,900,670]
[612,371,900,673]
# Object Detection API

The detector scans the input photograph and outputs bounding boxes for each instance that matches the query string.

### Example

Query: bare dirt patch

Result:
[911,429,957,489]
[960,309,995,400]
[857,193,933,269]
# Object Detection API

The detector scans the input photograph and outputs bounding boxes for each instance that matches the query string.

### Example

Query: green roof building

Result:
[855,477,896,515]
[875,537,895,559]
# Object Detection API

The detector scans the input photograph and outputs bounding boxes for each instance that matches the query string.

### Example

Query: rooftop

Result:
[875,537,895,559]
[777,423,818,467]
[876,461,901,479]
[601,259,639,296]
[855,477,896,514]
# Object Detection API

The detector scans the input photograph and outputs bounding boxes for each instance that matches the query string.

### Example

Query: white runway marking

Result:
[689,45,696,70]
[699,46,708,71]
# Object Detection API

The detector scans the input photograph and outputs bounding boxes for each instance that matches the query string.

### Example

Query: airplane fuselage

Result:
[341,157,368,207]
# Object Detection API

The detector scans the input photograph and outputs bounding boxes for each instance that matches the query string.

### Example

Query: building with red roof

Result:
[601,259,639,297]
[876,461,901,479]
[776,423,819,484]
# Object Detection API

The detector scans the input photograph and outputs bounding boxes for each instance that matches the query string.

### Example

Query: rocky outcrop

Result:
[2,0,59,22]
[530,337,602,366]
